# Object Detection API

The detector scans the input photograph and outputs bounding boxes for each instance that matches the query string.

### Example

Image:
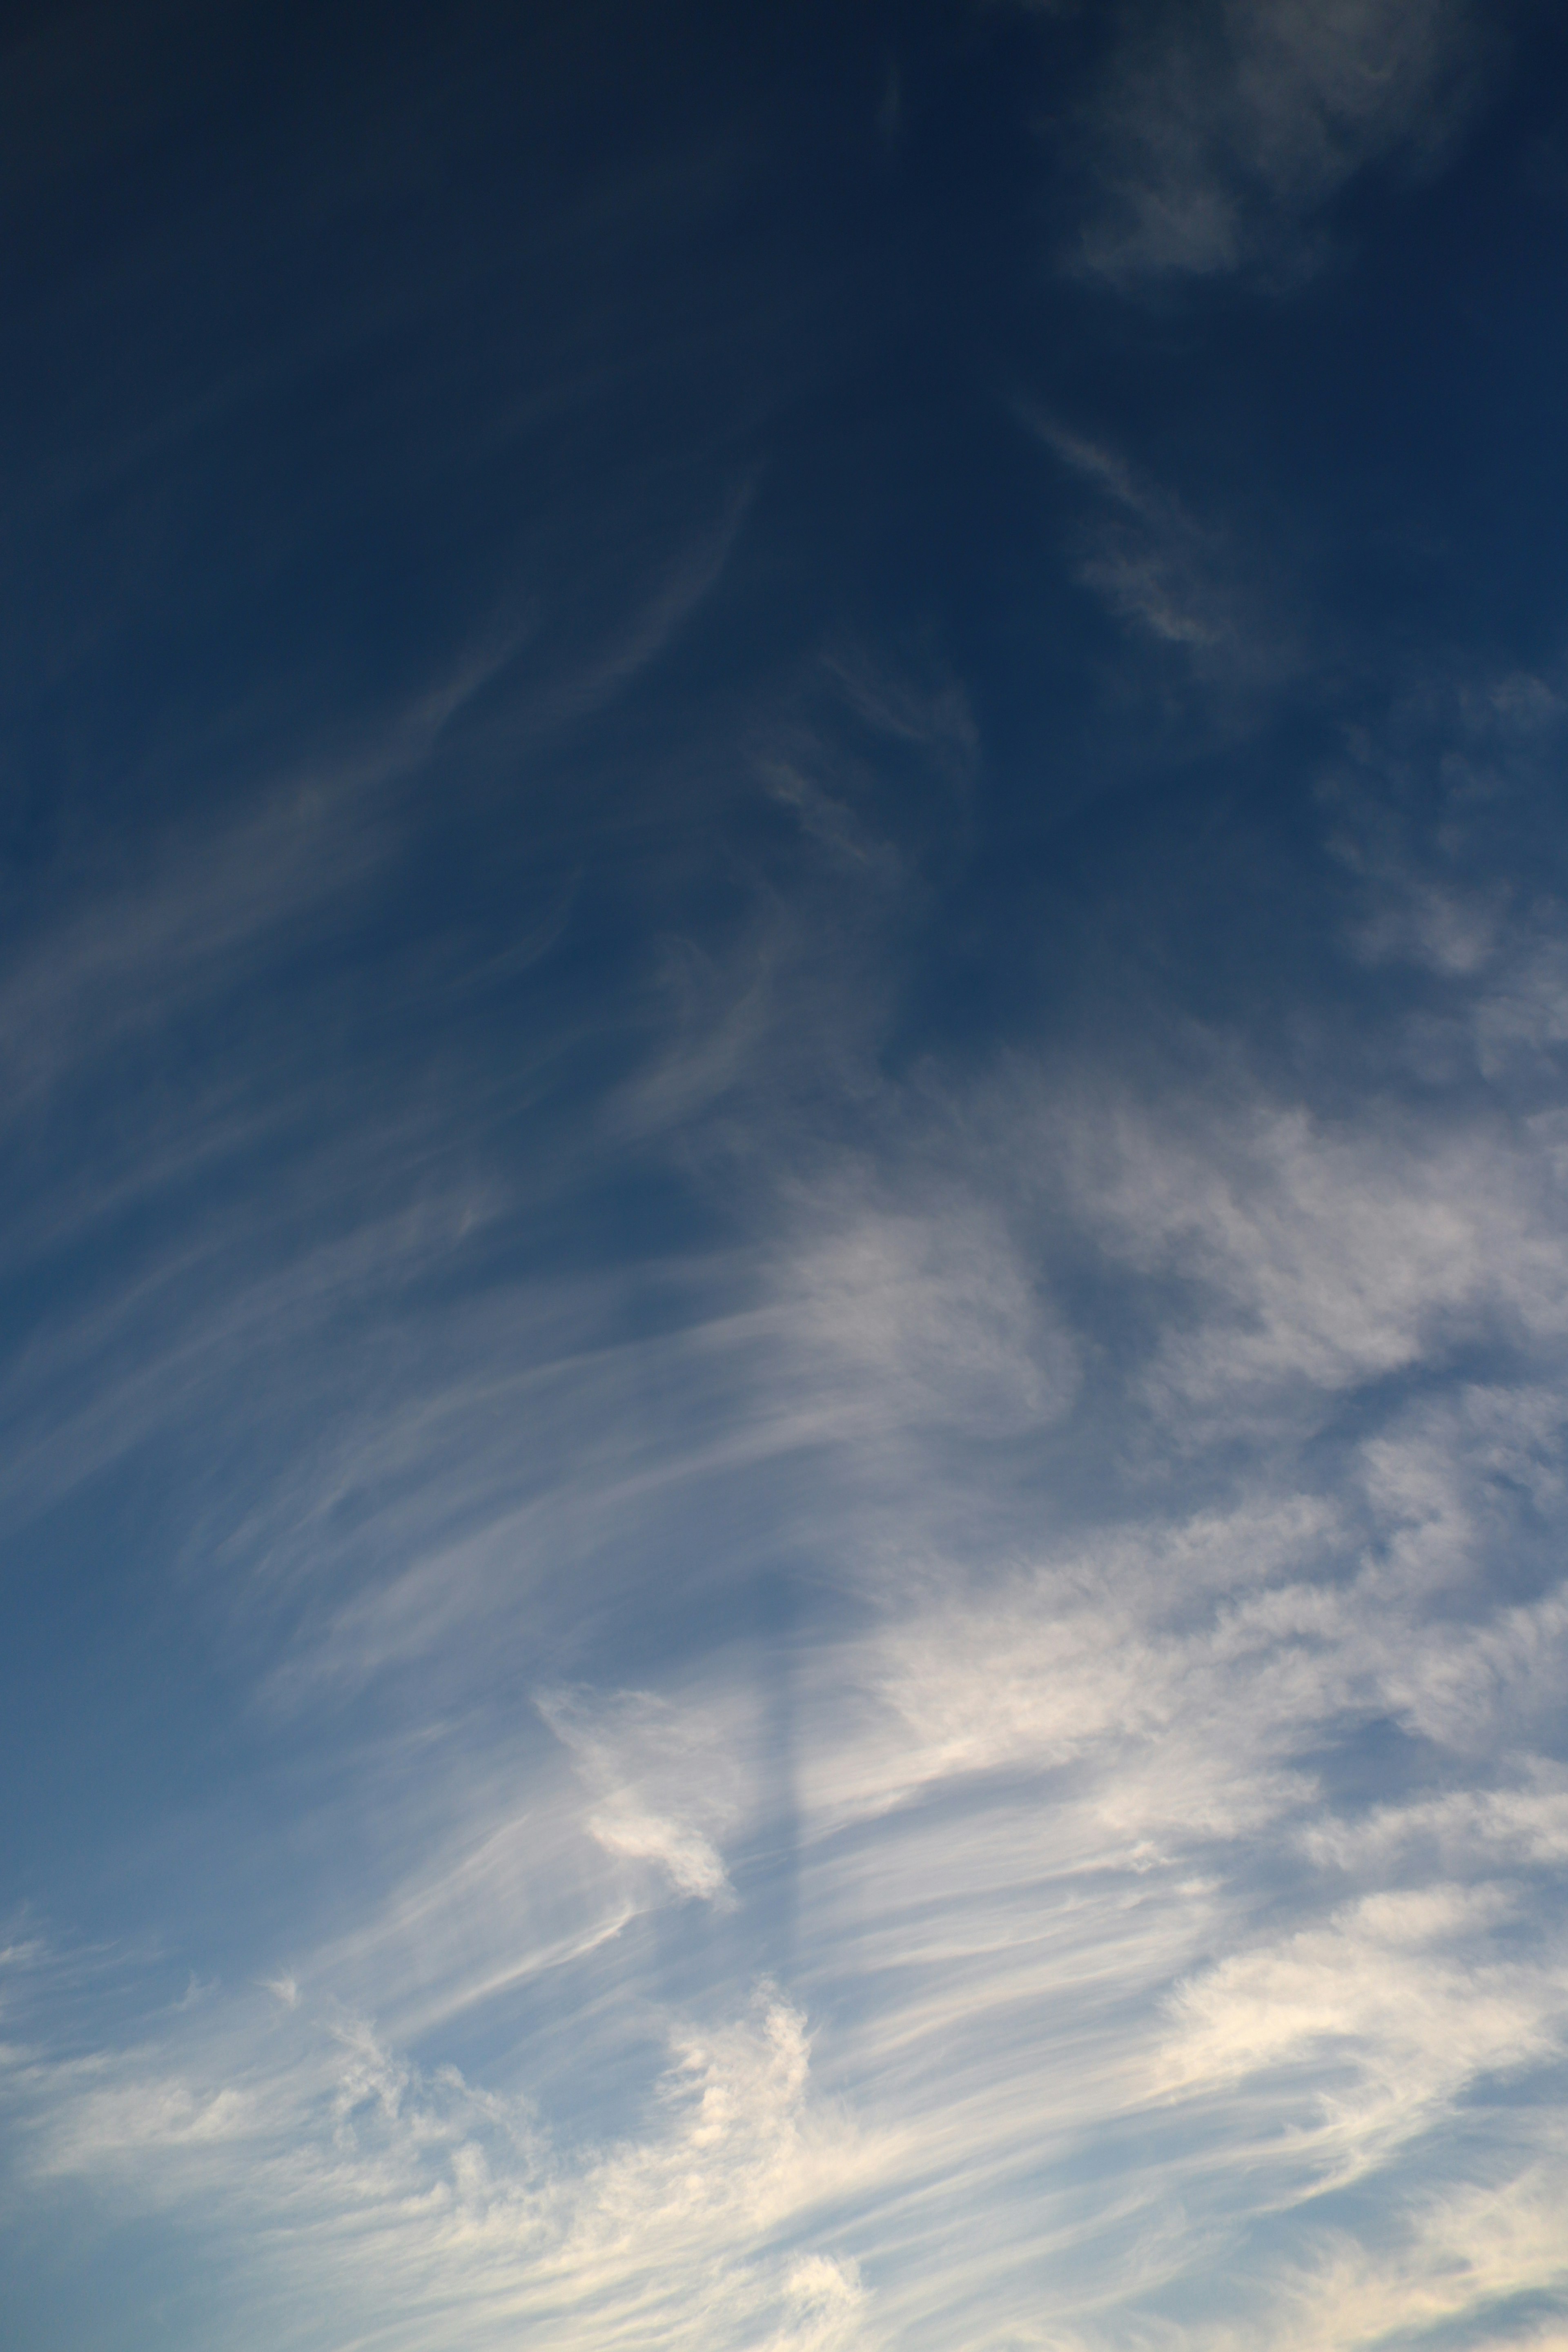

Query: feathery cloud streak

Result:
[5,647,1568,2348]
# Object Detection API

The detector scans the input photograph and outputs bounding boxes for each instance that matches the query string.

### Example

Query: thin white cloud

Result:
[540,1688,745,1908]
[0,629,523,1116]
[533,484,756,736]
[1050,1083,1568,1427]
[1018,407,1291,686]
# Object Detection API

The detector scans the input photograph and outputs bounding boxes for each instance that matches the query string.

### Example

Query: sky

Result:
[4,1,1568,2346]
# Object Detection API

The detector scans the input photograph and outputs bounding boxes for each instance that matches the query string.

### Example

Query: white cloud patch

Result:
[1059,1089,1568,1425]
[1160,1884,1565,2169]
[541,1689,746,1907]
[4,1978,877,2352]
[779,1194,1077,1442]
[1027,412,1239,650]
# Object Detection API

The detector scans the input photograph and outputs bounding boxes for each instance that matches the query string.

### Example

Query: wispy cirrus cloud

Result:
[1018,408,1300,702]
[7,648,1568,2350]
[3,1954,876,2352]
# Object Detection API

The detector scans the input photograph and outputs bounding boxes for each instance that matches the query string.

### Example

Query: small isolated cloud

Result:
[1019,408,1293,690]
[586,1802,731,1904]
[1070,0,1498,283]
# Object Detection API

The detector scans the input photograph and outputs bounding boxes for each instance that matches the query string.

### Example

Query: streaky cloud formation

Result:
[7,647,1568,2348]
[2,5,1567,2349]
[1071,0,1499,281]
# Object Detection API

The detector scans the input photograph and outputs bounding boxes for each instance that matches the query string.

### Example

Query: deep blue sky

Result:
[5,4,1568,2348]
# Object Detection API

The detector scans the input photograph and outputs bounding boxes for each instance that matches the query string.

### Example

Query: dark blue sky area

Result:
[9,3,1567,832]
